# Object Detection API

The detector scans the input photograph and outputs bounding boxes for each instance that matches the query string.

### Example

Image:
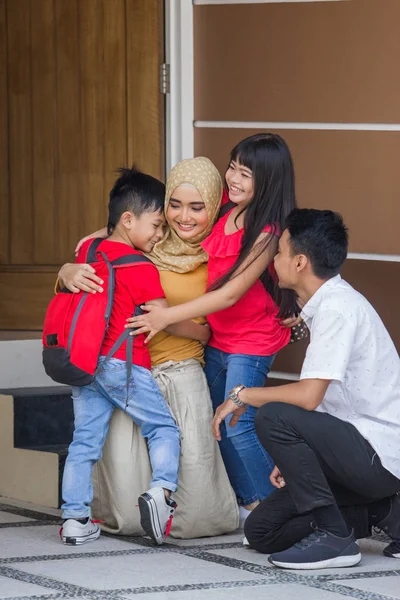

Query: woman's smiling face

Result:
[166,185,210,240]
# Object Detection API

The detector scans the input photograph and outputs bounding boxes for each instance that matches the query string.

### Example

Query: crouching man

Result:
[213,209,400,570]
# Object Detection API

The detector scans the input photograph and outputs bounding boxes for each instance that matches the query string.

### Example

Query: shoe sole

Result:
[138,494,164,545]
[62,528,100,546]
[270,552,362,570]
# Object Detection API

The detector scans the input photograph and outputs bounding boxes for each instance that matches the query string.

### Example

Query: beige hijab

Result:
[149,157,223,273]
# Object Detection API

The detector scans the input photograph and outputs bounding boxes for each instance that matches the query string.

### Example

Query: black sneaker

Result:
[268,526,361,570]
[383,540,400,559]
[376,493,400,540]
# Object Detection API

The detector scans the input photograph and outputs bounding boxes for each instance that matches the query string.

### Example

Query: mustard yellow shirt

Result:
[149,264,208,367]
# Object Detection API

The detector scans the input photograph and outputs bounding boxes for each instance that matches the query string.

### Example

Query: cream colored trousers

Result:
[92,358,239,538]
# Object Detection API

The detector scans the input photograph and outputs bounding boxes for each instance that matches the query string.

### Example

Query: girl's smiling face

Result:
[167,185,209,240]
[225,160,254,207]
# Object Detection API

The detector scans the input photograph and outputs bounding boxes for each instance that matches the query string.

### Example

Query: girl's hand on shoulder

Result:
[58,263,104,294]
[74,227,108,256]
[280,315,303,328]
[126,304,171,343]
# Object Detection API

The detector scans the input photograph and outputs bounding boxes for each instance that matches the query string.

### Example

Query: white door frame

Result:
[165,0,195,173]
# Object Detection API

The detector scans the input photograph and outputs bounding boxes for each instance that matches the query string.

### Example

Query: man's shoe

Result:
[138,487,177,545]
[243,536,250,548]
[268,526,361,570]
[60,518,101,545]
[383,540,400,559]
[376,493,400,541]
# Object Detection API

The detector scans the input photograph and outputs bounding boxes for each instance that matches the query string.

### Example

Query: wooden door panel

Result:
[0,0,164,330]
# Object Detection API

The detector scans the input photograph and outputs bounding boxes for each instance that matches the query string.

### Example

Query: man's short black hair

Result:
[286,208,348,279]
[107,166,165,234]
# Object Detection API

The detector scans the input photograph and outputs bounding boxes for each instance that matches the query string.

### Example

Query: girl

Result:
[127,134,298,516]
[57,157,239,538]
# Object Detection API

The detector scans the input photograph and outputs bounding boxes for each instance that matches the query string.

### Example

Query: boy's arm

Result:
[145,298,211,344]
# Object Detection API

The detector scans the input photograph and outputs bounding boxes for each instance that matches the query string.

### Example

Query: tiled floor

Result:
[0,497,399,600]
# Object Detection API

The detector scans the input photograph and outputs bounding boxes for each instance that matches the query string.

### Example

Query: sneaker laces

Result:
[59,518,103,539]
[294,524,326,550]
[164,499,177,538]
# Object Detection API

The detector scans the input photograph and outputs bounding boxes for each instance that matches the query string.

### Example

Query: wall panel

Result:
[194,0,400,123]
[195,127,400,255]
[0,0,9,264]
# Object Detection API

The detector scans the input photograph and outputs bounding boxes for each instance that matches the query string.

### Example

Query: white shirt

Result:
[300,274,400,479]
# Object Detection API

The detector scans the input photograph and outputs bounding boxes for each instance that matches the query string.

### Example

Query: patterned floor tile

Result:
[7,553,268,591]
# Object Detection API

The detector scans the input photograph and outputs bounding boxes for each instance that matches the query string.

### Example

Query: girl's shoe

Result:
[239,506,251,530]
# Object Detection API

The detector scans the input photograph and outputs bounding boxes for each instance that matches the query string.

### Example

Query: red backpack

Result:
[42,238,151,386]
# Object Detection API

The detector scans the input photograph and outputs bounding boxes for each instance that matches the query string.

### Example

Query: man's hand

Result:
[280,315,302,328]
[212,399,248,441]
[270,465,286,489]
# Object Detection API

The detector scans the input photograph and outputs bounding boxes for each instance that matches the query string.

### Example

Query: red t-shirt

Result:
[77,239,165,369]
[201,210,290,356]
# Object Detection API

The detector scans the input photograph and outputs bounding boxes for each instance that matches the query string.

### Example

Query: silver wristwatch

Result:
[228,384,246,408]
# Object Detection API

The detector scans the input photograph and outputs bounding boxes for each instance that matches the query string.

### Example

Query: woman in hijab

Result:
[58,157,239,538]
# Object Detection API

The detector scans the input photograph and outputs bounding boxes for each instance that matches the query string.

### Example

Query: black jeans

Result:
[245,402,400,554]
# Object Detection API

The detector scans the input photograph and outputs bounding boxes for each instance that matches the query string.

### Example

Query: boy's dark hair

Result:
[107,166,165,235]
[286,208,348,279]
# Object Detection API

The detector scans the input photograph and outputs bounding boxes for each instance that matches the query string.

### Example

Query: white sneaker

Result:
[60,518,101,545]
[138,487,177,545]
[243,536,250,548]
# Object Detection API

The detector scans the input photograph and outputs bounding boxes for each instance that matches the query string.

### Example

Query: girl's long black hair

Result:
[209,133,299,318]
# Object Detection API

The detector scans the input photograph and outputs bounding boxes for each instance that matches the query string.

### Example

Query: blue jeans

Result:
[204,346,275,506]
[62,357,180,519]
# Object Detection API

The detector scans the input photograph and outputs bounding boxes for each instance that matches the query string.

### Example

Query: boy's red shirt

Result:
[77,239,165,369]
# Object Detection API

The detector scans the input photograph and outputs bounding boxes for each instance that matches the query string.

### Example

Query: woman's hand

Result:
[212,399,248,441]
[199,323,211,346]
[58,263,104,294]
[74,227,108,256]
[280,315,303,328]
[126,304,171,343]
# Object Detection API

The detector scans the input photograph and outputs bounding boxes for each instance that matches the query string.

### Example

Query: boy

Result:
[213,209,400,569]
[61,167,209,546]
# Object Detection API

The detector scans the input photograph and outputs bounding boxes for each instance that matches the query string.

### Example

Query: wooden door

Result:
[0,0,165,330]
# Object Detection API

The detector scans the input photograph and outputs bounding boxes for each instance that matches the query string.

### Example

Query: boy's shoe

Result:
[138,487,177,545]
[383,540,400,559]
[60,518,101,545]
[268,527,361,570]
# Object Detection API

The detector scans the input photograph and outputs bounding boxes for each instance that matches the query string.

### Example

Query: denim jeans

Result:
[62,357,180,519]
[204,346,275,506]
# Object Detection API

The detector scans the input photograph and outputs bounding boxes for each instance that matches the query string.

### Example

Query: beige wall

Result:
[193,0,399,373]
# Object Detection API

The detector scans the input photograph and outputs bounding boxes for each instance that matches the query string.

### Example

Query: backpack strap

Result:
[101,304,145,399]
[111,254,153,268]
[85,238,104,263]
